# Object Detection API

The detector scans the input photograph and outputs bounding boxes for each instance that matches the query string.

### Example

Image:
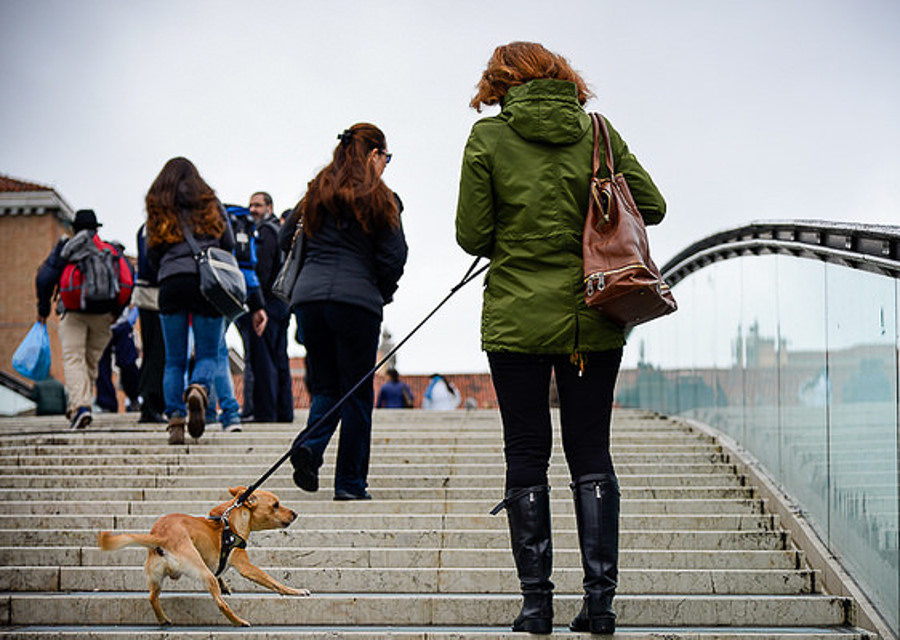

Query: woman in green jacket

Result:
[456,42,666,635]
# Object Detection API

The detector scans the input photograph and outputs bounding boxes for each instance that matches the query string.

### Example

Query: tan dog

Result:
[97,486,310,626]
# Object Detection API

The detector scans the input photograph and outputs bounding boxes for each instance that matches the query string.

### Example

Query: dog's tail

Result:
[97,531,167,552]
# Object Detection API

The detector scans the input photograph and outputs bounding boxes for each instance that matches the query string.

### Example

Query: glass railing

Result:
[618,221,899,636]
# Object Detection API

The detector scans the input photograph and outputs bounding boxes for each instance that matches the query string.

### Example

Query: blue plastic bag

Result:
[12,322,51,381]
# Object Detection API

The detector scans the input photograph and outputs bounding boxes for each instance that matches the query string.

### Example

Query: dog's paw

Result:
[291,587,311,597]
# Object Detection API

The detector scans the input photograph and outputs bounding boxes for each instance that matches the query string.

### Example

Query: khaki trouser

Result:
[59,311,113,415]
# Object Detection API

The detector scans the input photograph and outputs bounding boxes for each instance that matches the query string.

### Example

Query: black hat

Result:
[73,209,102,232]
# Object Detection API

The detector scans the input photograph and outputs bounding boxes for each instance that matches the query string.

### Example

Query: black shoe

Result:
[569,474,619,634]
[139,411,167,424]
[290,446,319,492]
[333,489,372,501]
[497,485,554,634]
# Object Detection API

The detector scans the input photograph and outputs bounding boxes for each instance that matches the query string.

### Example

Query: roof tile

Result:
[0,174,53,193]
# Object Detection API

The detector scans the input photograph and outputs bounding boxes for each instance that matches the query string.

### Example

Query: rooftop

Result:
[0,174,54,193]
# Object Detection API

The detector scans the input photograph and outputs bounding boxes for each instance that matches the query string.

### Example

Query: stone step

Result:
[0,451,728,467]
[0,528,790,550]
[0,626,873,640]
[0,441,719,455]
[10,427,706,441]
[0,495,767,517]
[0,408,866,638]
[0,412,697,430]
[0,471,746,490]
[0,546,806,570]
[0,512,779,532]
[0,495,768,518]
[2,566,818,595]
[0,488,756,515]
[0,462,741,478]
[1,592,852,627]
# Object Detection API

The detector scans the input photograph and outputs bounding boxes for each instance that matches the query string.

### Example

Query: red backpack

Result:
[59,234,134,311]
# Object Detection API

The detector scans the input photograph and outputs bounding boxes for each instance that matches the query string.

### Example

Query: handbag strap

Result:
[177,215,203,258]
[590,113,615,178]
[291,213,305,247]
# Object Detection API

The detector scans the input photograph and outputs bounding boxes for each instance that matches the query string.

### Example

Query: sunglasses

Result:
[379,150,393,164]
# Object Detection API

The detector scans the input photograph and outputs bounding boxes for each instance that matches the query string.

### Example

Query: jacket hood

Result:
[502,79,590,145]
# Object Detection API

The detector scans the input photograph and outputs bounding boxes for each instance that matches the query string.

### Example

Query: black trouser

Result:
[237,315,256,417]
[487,349,622,489]
[137,309,165,418]
[244,298,294,422]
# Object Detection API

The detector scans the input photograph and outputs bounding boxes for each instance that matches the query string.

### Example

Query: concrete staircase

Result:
[0,408,876,639]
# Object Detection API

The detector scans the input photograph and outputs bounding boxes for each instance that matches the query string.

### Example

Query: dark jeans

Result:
[242,298,294,422]
[487,349,623,489]
[292,301,380,495]
[96,321,140,411]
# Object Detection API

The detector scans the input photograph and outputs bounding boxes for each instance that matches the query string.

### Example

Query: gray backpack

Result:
[59,231,129,310]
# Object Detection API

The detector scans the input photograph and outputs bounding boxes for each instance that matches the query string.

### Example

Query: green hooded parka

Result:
[455,79,666,355]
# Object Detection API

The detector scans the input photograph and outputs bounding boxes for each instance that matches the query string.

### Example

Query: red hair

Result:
[145,157,223,247]
[470,41,593,112]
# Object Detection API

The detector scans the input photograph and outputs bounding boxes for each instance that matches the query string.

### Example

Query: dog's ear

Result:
[228,487,247,497]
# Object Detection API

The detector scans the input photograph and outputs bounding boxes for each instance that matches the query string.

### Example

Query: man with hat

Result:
[36,209,126,429]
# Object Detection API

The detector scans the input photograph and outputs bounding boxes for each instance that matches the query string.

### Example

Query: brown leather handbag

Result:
[582,113,676,329]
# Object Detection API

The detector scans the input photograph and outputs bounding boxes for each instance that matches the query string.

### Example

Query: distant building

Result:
[0,174,75,384]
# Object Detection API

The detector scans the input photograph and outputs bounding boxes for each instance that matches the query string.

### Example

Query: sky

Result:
[2,0,899,374]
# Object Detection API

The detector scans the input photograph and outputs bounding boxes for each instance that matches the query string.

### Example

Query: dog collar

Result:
[207,515,247,577]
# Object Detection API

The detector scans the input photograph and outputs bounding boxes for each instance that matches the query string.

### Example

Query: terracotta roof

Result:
[0,175,54,193]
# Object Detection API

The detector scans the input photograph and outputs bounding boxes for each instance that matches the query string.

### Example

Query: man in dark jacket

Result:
[238,191,294,422]
[35,209,120,429]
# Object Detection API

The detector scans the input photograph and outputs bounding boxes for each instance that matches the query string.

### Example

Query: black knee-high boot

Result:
[491,485,554,634]
[569,473,620,634]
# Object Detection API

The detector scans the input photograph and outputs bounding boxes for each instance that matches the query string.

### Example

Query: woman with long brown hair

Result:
[456,42,667,634]
[145,157,265,445]
[280,123,408,501]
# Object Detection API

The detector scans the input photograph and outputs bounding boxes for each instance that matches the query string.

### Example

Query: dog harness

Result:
[207,515,247,577]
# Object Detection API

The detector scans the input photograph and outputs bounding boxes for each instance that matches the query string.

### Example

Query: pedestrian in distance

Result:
[35,209,133,429]
[421,373,460,410]
[145,157,266,445]
[376,367,414,409]
[238,191,294,423]
[283,123,408,501]
[455,42,667,635]
[95,303,141,413]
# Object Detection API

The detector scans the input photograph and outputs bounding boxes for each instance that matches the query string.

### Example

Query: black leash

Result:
[227,257,487,513]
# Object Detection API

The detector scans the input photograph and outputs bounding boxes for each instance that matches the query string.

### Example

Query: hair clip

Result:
[337,129,353,145]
